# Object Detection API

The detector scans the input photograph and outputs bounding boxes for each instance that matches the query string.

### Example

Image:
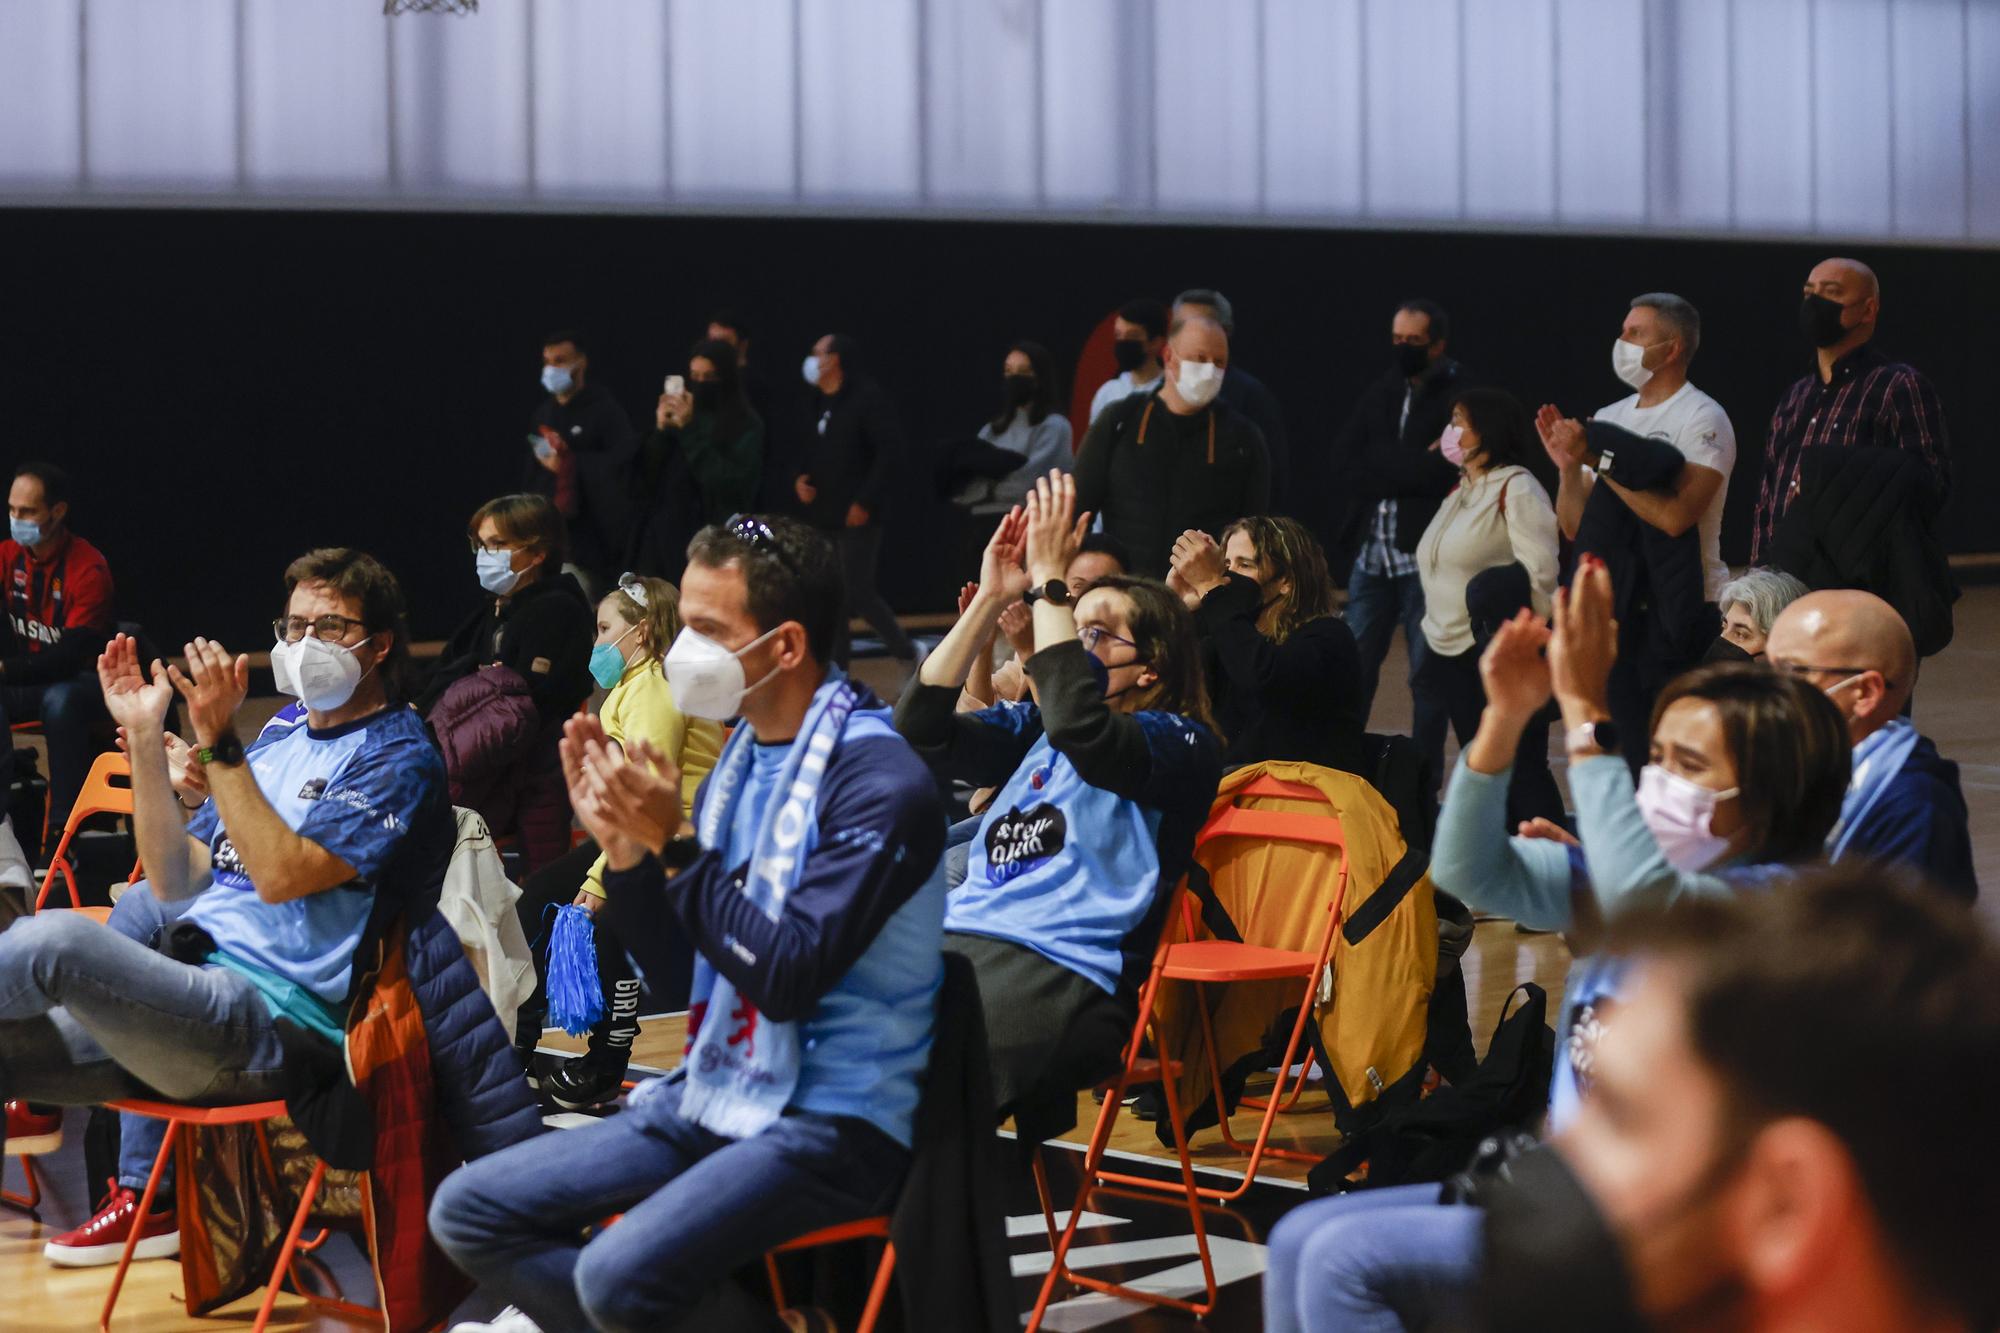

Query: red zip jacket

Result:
[1,530,116,685]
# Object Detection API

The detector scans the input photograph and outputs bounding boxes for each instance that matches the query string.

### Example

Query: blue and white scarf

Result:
[1830,718,1920,862]
[674,673,860,1139]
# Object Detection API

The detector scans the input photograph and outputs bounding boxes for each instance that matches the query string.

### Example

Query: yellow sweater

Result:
[580,659,723,896]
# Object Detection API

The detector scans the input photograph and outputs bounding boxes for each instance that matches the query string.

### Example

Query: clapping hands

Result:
[560,713,684,869]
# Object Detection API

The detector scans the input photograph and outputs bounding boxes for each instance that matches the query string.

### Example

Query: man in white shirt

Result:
[1087,297,1168,423]
[1538,293,1736,602]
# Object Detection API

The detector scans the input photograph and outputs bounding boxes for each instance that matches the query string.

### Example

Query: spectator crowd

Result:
[0,257,1993,1333]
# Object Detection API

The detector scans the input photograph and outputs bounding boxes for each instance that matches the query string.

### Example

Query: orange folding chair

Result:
[1025,881,1219,1330]
[764,1217,897,1333]
[100,1098,384,1333]
[35,752,137,911]
[1094,772,1350,1205]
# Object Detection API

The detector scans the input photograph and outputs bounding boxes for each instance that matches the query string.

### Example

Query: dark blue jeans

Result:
[1344,565,1428,725]
[1,673,107,832]
[429,1078,910,1333]
[0,906,287,1116]
[1264,1184,1481,1332]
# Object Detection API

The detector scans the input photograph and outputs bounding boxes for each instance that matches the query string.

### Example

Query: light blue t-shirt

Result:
[183,706,448,1026]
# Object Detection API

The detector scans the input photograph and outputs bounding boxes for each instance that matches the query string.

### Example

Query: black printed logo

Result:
[298,777,327,801]
[984,803,1067,883]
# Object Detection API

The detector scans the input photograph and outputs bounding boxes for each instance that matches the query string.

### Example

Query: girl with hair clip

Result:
[517,573,724,1110]
[1168,514,1367,776]
[895,470,1223,1143]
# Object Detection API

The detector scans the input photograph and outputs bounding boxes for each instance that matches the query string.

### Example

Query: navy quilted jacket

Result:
[404,904,544,1159]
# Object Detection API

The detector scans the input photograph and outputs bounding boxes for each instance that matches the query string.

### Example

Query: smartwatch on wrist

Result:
[1022,579,1071,608]
[195,734,246,768]
[1564,719,1619,757]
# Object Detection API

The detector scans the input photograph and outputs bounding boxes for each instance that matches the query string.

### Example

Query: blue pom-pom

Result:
[546,903,606,1036]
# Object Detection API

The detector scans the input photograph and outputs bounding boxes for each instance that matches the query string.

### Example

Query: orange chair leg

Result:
[1030,1147,1061,1250]
[1,1153,46,1214]
[250,1158,326,1333]
[101,1121,179,1332]
[855,1241,896,1333]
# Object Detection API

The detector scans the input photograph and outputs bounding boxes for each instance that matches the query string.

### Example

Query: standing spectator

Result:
[705,310,791,513]
[1412,390,1564,825]
[526,330,639,593]
[1087,298,1169,423]
[1544,293,1735,601]
[1766,590,1977,900]
[1708,567,1810,663]
[1168,516,1366,776]
[959,340,1073,516]
[1331,299,1468,723]
[417,495,595,874]
[1754,258,1950,563]
[793,334,917,669]
[0,461,114,886]
[1074,314,1271,578]
[1173,288,1292,504]
[627,339,765,582]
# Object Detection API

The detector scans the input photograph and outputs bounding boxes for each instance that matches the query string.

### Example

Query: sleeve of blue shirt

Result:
[183,725,293,847]
[1029,640,1223,802]
[293,728,445,885]
[610,733,946,1024]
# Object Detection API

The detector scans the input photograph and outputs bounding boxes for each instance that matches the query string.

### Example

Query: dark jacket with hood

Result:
[1329,358,1468,575]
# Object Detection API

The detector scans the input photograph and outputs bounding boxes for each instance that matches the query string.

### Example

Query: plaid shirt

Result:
[1356,499,1419,578]
[1753,343,1949,562]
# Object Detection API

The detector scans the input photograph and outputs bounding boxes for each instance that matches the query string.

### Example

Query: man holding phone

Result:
[525,329,638,593]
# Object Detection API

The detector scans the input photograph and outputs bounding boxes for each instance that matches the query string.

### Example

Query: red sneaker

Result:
[43,1179,180,1267]
[3,1101,62,1156]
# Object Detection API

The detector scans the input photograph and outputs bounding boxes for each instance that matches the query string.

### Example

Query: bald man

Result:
[1752,257,1950,561]
[1766,590,1976,900]
[1074,313,1271,578]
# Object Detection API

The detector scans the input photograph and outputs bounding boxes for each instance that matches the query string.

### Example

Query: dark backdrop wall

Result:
[6,206,1989,649]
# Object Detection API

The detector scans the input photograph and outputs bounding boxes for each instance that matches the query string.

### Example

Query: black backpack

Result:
[1305,982,1555,1196]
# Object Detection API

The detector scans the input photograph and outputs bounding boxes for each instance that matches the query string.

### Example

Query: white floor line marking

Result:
[1015,1236,1268,1332]
[1004,1210,1126,1239]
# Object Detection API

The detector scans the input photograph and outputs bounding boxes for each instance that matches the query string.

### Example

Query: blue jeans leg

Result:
[429,1079,909,1333]
[1345,568,1429,724]
[103,885,197,1192]
[1265,1184,1481,1333]
[39,676,106,830]
[0,907,286,1109]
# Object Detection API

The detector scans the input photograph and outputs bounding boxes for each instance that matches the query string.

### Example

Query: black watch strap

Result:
[1022,579,1071,608]
[195,734,246,768]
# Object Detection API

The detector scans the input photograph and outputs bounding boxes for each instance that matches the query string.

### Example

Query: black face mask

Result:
[1799,293,1854,348]
[690,380,722,411]
[1112,339,1149,373]
[1005,373,1037,407]
[1395,342,1432,378]
[1084,650,1151,702]
[1702,636,1756,665]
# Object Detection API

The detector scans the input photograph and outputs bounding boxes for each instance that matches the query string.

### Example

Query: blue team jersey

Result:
[184,705,449,1012]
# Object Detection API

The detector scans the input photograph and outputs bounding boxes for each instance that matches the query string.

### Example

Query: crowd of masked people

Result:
[0,253,1993,1333]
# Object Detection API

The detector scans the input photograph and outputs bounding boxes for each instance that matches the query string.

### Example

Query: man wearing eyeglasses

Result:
[1764,589,1975,901]
[0,548,453,1260]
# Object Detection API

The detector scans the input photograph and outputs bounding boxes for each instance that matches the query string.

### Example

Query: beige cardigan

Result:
[1414,464,1560,657]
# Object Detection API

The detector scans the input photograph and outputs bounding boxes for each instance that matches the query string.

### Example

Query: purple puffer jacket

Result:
[424,664,570,873]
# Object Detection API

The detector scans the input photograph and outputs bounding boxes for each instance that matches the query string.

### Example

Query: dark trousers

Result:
[1412,645,1566,829]
[831,525,915,667]
[514,840,665,1069]
[429,1077,907,1333]
[1344,565,1429,726]
[1,673,107,832]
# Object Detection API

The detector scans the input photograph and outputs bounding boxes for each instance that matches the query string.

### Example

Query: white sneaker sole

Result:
[44,1230,180,1267]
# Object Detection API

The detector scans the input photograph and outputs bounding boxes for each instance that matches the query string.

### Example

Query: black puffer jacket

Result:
[1770,444,1958,656]
[1573,421,1711,666]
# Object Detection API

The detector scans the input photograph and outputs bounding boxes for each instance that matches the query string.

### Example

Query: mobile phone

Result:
[663,375,685,397]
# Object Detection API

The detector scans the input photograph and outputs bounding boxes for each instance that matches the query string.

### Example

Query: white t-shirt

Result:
[1591,382,1736,601]
[1088,369,1163,423]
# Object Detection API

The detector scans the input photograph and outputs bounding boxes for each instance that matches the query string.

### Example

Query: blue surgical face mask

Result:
[476,548,524,597]
[588,625,638,690]
[9,518,44,547]
[541,364,574,395]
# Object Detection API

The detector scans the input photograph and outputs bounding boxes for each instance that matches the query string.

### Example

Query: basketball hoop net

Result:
[384,0,477,14]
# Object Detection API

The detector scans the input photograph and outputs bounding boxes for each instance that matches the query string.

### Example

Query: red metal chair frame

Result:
[1,1140,53,1214]
[1094,774,1350,1205]
[1025,882,1219,1331]
[99,1098,384,1333]
[35,752,139,911]
[764,1217,897,1333]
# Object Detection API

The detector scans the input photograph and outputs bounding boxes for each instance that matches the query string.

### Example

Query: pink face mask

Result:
[1440,424,1469,467]
[1635,764,1740,872]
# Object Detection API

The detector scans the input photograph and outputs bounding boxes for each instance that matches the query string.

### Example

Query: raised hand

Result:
[1477,610,1553,723]
[996,600,1035,659]
[1549,557,1618,716]
[955,581,981,617]
[1535,404,1588,471]
[97,633,176,735]
[1169,529,1227,597]
[978,505,1030,603]
[167,638,249,747]
[1517,817,1580,848]
[1022,470,1081,584]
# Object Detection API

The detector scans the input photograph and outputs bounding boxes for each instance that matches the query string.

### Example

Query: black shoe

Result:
[543,1057,628,1111]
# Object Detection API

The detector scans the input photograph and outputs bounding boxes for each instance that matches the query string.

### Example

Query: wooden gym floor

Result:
[4,585,1995,1330]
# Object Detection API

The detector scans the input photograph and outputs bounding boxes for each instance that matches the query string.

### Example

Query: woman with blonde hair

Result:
[1168,514,1366,775]
[518,572,724,1110]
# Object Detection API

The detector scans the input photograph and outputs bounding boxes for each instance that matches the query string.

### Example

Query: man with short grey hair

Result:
[1172,287,1292,508]
[1536,292,1737,602]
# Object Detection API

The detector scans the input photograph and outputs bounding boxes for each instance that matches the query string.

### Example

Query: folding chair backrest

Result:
[1191,777,1350,957]
[71,752,135,824]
